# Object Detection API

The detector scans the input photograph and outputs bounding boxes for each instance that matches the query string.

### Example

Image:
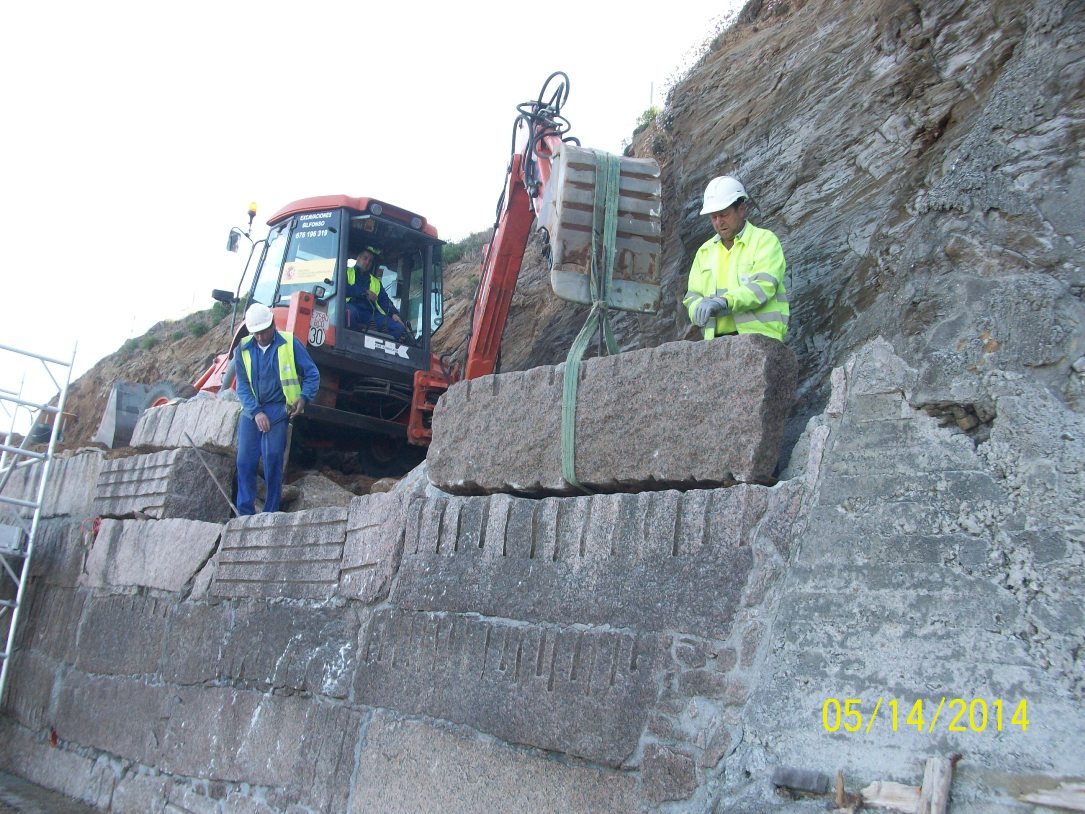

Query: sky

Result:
[0,0,740,431]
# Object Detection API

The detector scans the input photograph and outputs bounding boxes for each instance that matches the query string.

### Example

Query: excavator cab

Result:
[197,195,447,472]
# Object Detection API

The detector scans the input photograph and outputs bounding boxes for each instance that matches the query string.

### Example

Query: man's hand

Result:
[367,290,378,302]
[288,398,306,419]
[255,412,271,432]
[392,314,404,325]
[694,297,729,327]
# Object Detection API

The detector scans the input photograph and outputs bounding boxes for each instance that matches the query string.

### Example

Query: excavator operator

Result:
[345,245,409,342]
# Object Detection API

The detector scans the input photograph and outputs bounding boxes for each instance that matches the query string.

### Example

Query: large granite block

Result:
[131,397,240,450]
[54,672,172,764]
[20,584,86,662]
[338,491,408,603]
[350,712,640,813]
[392,488,774,636]
[161,602,230,685]
[26,519,85,587]
[81,518,221,593]
[0,448,104,519]
[355,609,664,767]
[428,334,797,495]
[210,507,347,600]
[73,593,170,676]
[93,448,234,522]
[5,650,57,730]
[221,604,359,697]
[156,687,360,812]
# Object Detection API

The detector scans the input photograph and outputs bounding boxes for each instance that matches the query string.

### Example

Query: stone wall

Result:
[2,338,1081,812]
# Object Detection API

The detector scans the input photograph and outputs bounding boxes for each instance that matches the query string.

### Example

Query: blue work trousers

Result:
[236,413,289,515]
[347,302,408,341]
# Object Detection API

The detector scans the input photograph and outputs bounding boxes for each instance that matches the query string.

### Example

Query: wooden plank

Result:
[860,780,920,813]
[1021,783,1085,812]
[917,757,954,814]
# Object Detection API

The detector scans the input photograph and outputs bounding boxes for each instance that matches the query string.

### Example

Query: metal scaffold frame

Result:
[0,341,76,704]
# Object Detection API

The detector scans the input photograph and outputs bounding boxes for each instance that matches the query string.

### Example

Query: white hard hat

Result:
[700,176,748,215]
[244,303,274,333]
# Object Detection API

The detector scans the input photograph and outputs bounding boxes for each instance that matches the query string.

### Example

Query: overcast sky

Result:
[0,1,740,427]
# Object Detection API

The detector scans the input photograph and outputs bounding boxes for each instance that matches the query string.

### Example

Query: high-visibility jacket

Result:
[239,331,302,404]
[346,266,392,316]
[682,221,789,341]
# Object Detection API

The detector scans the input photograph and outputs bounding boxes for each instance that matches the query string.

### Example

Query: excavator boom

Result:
[463,72,662,381]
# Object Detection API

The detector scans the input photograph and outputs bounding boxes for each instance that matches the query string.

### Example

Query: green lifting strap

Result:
[561,152,621,492]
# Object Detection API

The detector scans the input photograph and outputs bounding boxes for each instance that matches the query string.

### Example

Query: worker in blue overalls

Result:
[345,245,409,341]
[233,303,320,515]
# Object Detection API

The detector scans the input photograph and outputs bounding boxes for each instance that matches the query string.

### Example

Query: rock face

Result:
[636,0,1084,423]
[429,334,797,495]
[2,1,1084,813]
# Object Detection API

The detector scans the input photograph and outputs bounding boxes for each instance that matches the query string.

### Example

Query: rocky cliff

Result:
[475,0,1085,439]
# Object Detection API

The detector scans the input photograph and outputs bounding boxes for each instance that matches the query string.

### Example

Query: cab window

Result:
[278,211,341,305]
[250,226,287,307]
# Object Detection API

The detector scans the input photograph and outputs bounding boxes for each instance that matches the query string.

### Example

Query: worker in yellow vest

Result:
[683,176,789,341]
[345,245,409,342]
[234,303,320,515]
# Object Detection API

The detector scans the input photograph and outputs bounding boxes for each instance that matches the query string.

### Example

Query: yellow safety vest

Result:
[239,331,302,404]
[682,221,789,341]
[346,267,387,315]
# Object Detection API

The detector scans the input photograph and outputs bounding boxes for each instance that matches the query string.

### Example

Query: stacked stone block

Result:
[93,447,234,522]
[0,448,104,519]
[209,507,348,600]
[130,397,241,450]
[428,334,798,495]
[80,518,221,593]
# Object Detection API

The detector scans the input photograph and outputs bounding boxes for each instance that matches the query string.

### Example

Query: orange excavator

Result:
[102,73,662,475]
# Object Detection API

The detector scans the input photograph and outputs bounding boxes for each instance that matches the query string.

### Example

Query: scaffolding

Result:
[0,341,76,704]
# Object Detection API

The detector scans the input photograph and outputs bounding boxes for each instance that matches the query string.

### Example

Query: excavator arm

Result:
[462,72,662,381]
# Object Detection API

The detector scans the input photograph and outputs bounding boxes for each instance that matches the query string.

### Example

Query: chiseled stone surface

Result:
[54,672,172,765]
[210,507,347,600]
[80,518,221,593]
[130,396,240,450]
[26,519,86,588]
[428,335,797,496]
[4,650,57,732]
[220,603,359,698]
[2,0,1084,807]
[338,491,408,603]
[350,712,641,813]
[392,488,780,635]
[356,609,664,768]
[93,447,234,522]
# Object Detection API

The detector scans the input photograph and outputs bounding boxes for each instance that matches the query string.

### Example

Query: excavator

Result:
[98,73,662,476]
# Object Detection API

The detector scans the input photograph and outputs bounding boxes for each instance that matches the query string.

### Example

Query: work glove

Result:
[693,297,729,327]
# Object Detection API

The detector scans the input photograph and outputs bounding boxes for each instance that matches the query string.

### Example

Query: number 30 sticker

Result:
[308,310,330,347]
